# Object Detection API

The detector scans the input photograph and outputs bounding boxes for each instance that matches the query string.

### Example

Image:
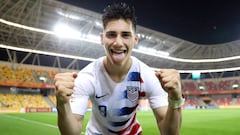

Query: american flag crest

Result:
[127,86,139,102]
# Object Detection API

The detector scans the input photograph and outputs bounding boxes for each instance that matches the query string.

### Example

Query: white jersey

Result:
[70,56,168,135]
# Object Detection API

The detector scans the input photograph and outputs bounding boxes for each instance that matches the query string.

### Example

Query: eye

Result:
[106,31,117,38]
[121,32,131,38]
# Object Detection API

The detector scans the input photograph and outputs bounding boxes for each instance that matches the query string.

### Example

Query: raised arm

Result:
[154,69,184,135]
[54,72,84,135]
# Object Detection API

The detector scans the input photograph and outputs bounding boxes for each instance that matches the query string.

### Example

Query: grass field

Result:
[0,108,240,135]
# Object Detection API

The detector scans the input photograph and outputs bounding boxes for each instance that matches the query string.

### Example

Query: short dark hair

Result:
[102,2,137,32]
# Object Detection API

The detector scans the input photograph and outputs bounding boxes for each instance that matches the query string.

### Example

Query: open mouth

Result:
[109,49,127,63]
[110,49,127,54]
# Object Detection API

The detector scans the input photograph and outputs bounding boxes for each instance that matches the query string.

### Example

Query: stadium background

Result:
[0,0,240,135]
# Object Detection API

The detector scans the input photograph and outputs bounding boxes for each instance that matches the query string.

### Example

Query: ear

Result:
[100,32,104,45]
[134,33,139,47]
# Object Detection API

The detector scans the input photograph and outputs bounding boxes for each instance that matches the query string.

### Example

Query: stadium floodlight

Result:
[53,23,82,39]
[53,23,101,43]
[95,21,102,28]
[137,46,169,56]
[56,10,81,20]
[232,84,239,89]
[39,76,47,83]
[148,48,157,53]
[156,50,169,56]
[199,86,205,90]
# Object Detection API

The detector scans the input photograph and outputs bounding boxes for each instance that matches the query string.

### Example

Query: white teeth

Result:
[115,51,123,54]
[111,49,125,54]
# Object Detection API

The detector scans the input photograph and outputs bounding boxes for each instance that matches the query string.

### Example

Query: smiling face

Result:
[101,19,138,67]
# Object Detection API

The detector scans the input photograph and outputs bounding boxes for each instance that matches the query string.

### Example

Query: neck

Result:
[103,57,132,83]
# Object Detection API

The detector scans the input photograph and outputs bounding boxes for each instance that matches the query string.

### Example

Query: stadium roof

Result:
[0,0,240,75]
[59,0,240,45]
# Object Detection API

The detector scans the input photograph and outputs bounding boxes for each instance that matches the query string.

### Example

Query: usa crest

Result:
[126,86,139,102]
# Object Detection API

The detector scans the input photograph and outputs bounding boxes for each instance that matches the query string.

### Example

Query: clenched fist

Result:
[155,69,182,100]
[54,72,78,105]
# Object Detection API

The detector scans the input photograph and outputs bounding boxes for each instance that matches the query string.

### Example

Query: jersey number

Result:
[98,105,107,117]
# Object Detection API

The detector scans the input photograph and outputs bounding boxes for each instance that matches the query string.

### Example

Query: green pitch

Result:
[0,109,239,135]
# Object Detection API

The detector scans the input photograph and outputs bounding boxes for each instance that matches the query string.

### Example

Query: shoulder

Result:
[131,56,155,74]
[74,58,105,95]
[80,57,104,74]
[76,57,104,83]
[131,57,160,86]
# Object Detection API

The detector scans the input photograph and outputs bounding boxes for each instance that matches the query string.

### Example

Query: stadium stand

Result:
[182,77,240,109]
[1,61,240,113]
[0,62,97,113]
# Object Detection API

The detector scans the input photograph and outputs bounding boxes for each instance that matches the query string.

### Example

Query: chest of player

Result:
[92,79,141,119]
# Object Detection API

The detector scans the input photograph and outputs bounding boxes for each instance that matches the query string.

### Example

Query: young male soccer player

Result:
[54,2,184,135]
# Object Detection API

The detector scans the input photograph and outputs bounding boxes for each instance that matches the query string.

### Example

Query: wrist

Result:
[168,96,185,109]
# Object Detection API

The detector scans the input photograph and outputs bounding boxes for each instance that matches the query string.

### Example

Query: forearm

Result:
[154,104,182,135]
[57,103,83,135]
[162,107,182,135]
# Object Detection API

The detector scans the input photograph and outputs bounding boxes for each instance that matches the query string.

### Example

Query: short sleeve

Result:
[70,69,95,115]
[141,66,168,109]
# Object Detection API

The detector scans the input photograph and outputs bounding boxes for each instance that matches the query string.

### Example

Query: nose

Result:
[113,34,123,45]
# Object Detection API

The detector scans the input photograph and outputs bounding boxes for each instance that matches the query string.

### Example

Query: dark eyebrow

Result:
[122,31,131,34]
[121,32,132,37]
[106,31,115,33]
[105,31,131,34]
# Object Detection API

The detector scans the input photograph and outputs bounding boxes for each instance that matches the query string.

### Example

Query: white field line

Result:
[1,114,58,128]
[0,114,85,135]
